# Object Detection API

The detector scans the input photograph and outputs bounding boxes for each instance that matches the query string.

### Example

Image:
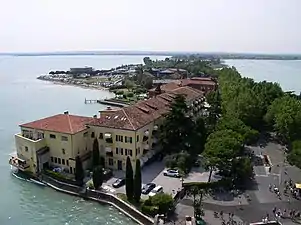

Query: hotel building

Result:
[9,86,204,176]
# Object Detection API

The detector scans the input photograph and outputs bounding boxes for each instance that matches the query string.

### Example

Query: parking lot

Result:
[103,161,211,198]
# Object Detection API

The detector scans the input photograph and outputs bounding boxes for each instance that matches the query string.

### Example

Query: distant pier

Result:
[85,98,128,107]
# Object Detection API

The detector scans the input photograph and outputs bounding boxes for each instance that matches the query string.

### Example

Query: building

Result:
[9,112,95,175]
[149,77,217,97]
[9,86,204,176]
[88,86,204,171]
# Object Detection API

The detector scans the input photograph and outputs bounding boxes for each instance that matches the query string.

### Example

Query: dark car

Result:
[112,178,125,188]
[142,183,156,194]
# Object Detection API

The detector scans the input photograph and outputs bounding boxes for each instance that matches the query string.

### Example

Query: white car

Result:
[148,185,163,197]
[163,169,180,178]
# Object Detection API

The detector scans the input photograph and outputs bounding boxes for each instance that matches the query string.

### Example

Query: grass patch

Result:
[116,193,144,209]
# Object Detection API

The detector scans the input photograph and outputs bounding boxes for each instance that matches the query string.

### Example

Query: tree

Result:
[159,94,194,154]
[287,140,301,169]
[125,156,134,200]
[265,95,301,142]
[92,138,100,169]
[92,166,103,190]
[75,156,84,186]
[134,159,142,202]
[150,193,174,215]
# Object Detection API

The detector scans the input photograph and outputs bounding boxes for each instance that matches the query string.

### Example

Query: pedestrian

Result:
[273,207,276,214]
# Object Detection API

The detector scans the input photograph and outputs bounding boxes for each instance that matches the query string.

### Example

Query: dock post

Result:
[84,98,87,104]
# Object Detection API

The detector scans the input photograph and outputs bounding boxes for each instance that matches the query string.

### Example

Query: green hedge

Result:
[44,170,78,186]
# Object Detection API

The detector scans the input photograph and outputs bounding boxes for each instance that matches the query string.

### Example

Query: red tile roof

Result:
[20,114,94,134]
[89,86,204,131]
[149,82,180,92]
[181,79,216,86]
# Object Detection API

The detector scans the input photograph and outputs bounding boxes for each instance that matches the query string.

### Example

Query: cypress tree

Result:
[92,138,100,168]
[134,159,142,202]
[125,156,134,200]
[75,156,84,186]
[92,165,103,190]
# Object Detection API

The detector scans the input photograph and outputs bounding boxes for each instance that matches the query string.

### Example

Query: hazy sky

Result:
[1,0,301,53]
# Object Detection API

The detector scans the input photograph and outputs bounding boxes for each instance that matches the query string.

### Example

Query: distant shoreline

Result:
[1,51,301,60]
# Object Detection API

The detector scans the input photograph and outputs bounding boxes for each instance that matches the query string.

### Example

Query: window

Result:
[62,149,65,154]
[62,159,65,165]
[137,147,140,154]
[70,167,73,174]
[115,148,119,154]
[125,149,128,156]
[125,136,133,143]
[51,157,54,162]
[50,134,56,139]
[129,149,132,156]
[54,157,58,163]
[61,136,68,141]
[99,133,103,139]
[129,137,132,143]
[116,135,123,142]
[66,160,69,166]
[83,132,88,137]
[109,158,113,166]
[25,146,28,152]
[58,158,61,164]
[137,135,139,142]
[91,132,95,138]
[120,148,123,155]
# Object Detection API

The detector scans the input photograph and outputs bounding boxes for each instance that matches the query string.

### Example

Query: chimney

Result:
[93,114,97,118]
[64,111,69,115]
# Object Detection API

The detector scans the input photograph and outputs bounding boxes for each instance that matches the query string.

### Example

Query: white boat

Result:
[29,178,46,187]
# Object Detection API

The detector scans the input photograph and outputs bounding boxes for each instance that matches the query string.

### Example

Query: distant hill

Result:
[0,51,301,60]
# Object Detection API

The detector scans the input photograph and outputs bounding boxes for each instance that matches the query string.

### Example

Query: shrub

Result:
[141,205,159,217]
[150,193,174,215]
[87,180,94,189]
[116,90,124,95]
[127,92,134,98]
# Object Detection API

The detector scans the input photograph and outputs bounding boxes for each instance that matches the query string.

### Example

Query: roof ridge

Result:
[185,86,203,95]
[122,108,135,130]
[66,114,73,133]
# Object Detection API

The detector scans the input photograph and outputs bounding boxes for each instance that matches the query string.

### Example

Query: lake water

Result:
[0,56,300,224]
[225,59,301,92]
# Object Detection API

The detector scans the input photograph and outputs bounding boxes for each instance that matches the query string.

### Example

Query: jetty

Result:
[85,98,129,107]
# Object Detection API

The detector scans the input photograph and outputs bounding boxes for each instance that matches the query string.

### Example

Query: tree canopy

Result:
[92,165,103,190]
[125,157,134,200]
[75,156,84,186]
[92,138,100,169]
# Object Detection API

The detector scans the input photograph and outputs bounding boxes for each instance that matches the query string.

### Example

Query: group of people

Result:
[213,211,244,225]
[271,207,301,220]
[283,179,300,199]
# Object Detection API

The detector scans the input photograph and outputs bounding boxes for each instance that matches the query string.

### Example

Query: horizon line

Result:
[1,50,301,56]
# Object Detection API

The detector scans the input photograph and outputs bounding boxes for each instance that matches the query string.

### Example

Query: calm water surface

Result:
[0,55,166,225]
[225,59,301,92]
[0,56,300,224]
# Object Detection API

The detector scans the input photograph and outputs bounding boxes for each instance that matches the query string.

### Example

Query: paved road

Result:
[178,140,301,224]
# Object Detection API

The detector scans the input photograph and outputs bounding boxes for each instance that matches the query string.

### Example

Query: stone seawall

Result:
[42,175,154,225]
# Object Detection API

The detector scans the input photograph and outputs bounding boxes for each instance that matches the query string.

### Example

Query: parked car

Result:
[142,183,156,194]
[112,178,125,188]
[163,169,180,178]
[149,185,163,197]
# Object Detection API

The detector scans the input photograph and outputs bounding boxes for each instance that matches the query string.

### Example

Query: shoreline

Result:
[40,79,111,91]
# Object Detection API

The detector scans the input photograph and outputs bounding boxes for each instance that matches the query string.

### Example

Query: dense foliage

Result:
[75,156,84,186]
[92,165,103,190]
[133,159,142,203]
[125,157,134,200]
[92,138,100,169]
[142,193,174,216]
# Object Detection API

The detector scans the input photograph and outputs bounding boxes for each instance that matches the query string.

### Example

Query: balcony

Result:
[143,130,149,142]
[104,133,113,144]
[106,151,113,157]
[9,152,30,171]
[105,147,112,153]
[144,144,150,150]
[15,133,46,152]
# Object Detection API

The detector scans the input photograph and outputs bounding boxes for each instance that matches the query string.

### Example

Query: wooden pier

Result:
[84,98,129,107]
[84,98,98,104]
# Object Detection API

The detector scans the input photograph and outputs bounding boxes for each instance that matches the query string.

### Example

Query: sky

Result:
[1,0,301,54]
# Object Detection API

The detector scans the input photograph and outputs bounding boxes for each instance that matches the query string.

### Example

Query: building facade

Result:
[10,86,204,176]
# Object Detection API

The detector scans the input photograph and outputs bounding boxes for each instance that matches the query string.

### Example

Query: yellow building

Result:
[9,112,95,175]
[88,86,204,171]
[9,86,204,176]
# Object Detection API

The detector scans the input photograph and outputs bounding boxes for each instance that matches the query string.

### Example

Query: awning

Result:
[104,133,112,138]
[295,183,301,189]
